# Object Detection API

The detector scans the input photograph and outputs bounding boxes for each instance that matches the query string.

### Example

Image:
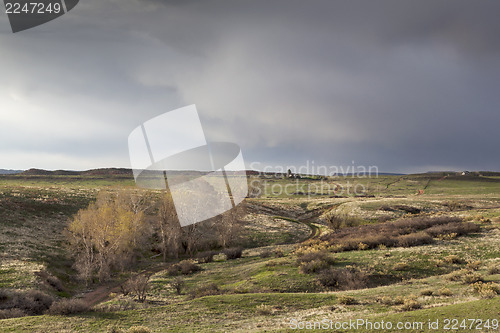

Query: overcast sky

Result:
[1,0,499,173]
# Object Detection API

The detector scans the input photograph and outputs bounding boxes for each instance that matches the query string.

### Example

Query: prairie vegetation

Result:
[0,171,499,331]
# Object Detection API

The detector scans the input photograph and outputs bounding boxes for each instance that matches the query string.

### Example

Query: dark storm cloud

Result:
[0,0,499,172]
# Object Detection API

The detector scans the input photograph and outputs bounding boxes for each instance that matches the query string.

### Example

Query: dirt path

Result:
[80,263,170,308]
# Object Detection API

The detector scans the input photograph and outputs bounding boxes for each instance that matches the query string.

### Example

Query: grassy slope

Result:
[1,174,500,332]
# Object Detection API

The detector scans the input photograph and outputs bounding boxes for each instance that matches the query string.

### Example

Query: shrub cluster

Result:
[296,251,336,274]
[48,299,89,315]
[196,251,216,264]
[400,297,422,311]
[223,247,243,260]
[167,260,201,276]
[471,282,500,298]
[0,289,54,317]
[337,295,357,305]
[437,288,453,296]
[487,263,500,275]
[317,267,367,290]
[260,248,284,258]
[315,216,479,253]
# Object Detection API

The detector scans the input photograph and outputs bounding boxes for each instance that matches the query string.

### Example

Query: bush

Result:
[262,248,284,258]
[425,222,480,238]
[168,260,201,276]
[19,290,54,315]
[48,299,89,315]
[0,308,26,319]
[300,260,328,274]
[0,289,11,303]
[377,296,394,305]
[46,275,64,292]
[189,283,221,299]
[196,251,216,264]
[317,267,367,290]
[126,275,150,302]
[223,247,243,260]
[466,260,481,270]
[357,242,369,251]
[0,290,55,316]
[444,255,465,264]
[420,289,433,296]
[397,232,434,247]
[446,269,466,281]
[273,249,285,258]
[437,288,453,296]
[128,326,152,333]
[400,298,422,311]
[171,277,185,295]
[338,295,356,305]
[487,263,500,275]
[471,282,500,298]
[260,249,273,258]
[317,216,468,253]
[297,251,336,274]
[462,271,483,284]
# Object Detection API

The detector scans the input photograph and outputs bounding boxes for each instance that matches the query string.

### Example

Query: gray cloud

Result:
[1,0,499,172]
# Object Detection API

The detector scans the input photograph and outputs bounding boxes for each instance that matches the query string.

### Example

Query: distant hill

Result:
[0,169,24,175]
[19,168,133,177]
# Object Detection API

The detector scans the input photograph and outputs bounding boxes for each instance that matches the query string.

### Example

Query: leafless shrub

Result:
[46,275,64,292]
[223,247,243,260]
[171,277,185,295]
[196,251,216,264]
[462,271,483,284]
[396,232,434,247]
[15,290,54,315]
[319,216,465,253]
[446,269,468,281]
[297,251,336,274]
[444,255,465,264]
[260,249,273,258]
[0,308,26,319]
[48,299,89,315]
[338,295,357,305]
[273,249,285,258]
[126,275,150,302]
[420,289,433,296]
[167,260,201,276]
[317,267,367,290]
[400,298,422,311]
[487,263,500,275]
[425,222,480,237]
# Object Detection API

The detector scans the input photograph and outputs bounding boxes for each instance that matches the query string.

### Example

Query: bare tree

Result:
[216,202,245,248]
[126,274,150,303]
[157,191,182,260]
